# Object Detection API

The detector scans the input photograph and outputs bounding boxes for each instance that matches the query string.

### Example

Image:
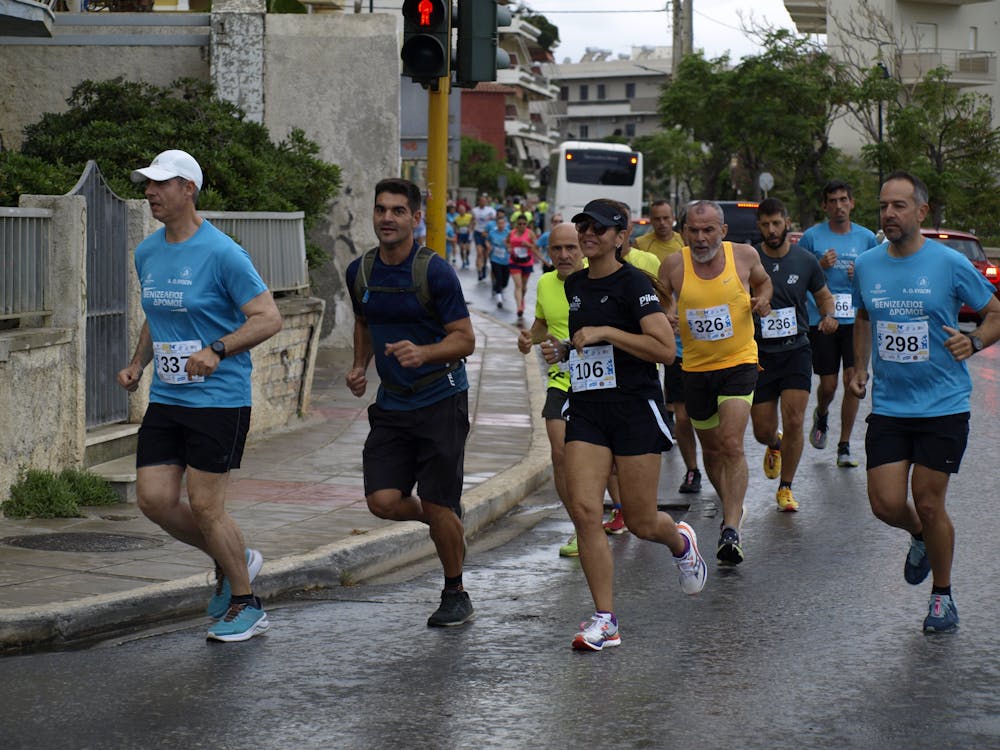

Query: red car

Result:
[921,228,1000,320]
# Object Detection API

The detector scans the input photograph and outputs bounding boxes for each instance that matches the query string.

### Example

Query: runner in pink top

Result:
[507,216,537,320]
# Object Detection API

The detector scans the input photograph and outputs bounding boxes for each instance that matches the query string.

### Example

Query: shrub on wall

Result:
[0,77,341,267]
[2,468,119,519]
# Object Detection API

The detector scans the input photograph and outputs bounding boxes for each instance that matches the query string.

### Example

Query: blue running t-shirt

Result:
[799,221,878,325]
[853,238,995,417]
[136,220,269,408]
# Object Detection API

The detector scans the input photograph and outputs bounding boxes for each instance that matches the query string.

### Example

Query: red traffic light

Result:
[403,0,445,28]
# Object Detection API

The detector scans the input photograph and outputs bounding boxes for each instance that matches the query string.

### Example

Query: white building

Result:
[545,46,672,143]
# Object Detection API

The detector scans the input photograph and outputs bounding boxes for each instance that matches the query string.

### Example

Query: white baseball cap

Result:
[131,149,203,190]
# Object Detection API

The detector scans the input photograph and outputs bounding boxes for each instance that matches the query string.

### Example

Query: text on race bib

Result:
[833,293,855,319]
[154,340,205,384]
[876,320,929,363]
[760,307,797,339]
[568,344,617,392]
[686,304,734,341]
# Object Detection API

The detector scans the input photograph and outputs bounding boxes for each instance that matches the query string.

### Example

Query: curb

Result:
[0,316,552,653]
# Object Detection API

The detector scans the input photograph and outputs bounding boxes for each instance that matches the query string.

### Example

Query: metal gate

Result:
[71,161,129,429]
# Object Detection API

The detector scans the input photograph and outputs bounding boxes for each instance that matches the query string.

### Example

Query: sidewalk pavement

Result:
[0,311,552,653]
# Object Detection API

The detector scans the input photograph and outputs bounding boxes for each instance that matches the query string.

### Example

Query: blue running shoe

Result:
[207,548,264,619]
[904,537,930,585]
[207,598,270,642]
[923,594,959,633]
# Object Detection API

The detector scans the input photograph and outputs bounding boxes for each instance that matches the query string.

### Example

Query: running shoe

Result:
[809,408,828,449]
[206,598,270,642]
[776,486,799,512]
[603,508,627,535]
[559,534,579,557]
[207,548,264,620]
[923,593,959,633]
[904,536,931,585]
[837,445,858,467]
[572,612,621,651]
[679,468,702,494]
[674,522,707,595]
[716,527,744,565]
[763,432,782,479]
[427,590,475,627]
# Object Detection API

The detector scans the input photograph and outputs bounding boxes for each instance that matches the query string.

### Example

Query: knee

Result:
[366,495,394,519]
[627,518,656,541]
[751,423,772,446]
[868,493,897,523]
[913,495,948,528]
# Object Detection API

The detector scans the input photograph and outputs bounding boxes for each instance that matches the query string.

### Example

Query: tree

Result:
[459,136,529,196]
[0,77,341,267]
[515,5,559,54]
[631,129,705,207]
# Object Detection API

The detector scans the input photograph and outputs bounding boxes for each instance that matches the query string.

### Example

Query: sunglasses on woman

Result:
[575,219,615,235]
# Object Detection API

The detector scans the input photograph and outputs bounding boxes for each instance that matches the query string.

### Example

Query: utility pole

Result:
[671,0,693,72]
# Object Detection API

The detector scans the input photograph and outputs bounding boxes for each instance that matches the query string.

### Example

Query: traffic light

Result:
[401,0,451,86]
[454,0,512,89]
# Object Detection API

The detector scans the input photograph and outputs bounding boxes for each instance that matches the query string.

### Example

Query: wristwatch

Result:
[965,333,984,354]
[210,340,227,360]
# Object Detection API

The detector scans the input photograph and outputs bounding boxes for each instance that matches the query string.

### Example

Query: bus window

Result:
[565,150,639,186]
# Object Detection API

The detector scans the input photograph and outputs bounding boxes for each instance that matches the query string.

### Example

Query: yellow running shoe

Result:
[776,486,799,512]
[763,432,782,479]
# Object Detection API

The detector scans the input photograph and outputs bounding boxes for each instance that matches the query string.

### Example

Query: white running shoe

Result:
[674,521,708,595]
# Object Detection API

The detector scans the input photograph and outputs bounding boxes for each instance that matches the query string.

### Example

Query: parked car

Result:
[717,201,762,245]
[629,216,652,246]
[921,227,1000,320]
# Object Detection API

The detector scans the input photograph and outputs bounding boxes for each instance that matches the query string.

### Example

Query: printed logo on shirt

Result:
[600,295,609,304]
[786,274,799,285]
[638,293,658,307]
[569,295,582,312]
[168,266,194,286]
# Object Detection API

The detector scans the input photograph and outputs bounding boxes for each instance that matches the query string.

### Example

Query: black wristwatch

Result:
[210,340,227,360]
[965,333,984,354]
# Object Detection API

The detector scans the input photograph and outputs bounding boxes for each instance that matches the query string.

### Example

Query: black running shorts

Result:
[865,412,970,474]
[137,403,251,474]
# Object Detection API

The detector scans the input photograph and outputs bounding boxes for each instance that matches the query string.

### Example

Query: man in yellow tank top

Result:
[659,200,773,566]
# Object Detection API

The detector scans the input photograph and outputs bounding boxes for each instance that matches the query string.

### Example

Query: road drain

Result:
[0,532,165,553]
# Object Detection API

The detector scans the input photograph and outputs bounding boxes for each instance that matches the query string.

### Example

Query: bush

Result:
[0,77,341,268]
[2,467,120,519]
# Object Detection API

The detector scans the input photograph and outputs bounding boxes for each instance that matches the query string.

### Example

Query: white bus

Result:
[549,141,643,224]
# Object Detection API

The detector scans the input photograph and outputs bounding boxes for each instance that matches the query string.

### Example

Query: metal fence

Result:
[0,207,51,319]
[199,211,309,294]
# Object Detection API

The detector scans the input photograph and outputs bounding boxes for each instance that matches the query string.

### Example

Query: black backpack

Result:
[353,245,438,322]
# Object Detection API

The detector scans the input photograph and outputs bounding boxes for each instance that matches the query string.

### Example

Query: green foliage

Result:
[516,6,559,52]
[2,467,119,519]
[0,77,341,267]
[460,136,529,196]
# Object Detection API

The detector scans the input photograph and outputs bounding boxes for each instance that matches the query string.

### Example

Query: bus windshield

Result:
[564,150,639,186]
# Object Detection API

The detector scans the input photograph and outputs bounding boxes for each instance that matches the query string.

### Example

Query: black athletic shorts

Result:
[753,346,813,404]
[542,387,569,420]
[363,391,469,510]
[809,324,855,375]
[682,363,758,426]
[865,412,970,474]
[663,359,685,404]
[565,397,674,456]
[137,403,251,474]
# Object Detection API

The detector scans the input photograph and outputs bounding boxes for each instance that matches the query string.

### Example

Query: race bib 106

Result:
[568,344,617,391]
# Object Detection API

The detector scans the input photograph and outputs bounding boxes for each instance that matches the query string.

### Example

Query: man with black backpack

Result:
[345,178,477,627]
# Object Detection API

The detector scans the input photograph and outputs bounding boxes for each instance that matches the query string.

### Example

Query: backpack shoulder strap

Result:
[353,246,380,304]
[412,246,438,317]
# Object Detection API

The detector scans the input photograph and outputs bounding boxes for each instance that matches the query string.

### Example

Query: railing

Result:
[899,48,997,83]
[0,207,52,319]
[199,211,309,294]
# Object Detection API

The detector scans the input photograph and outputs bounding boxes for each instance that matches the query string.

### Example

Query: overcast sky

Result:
[538,0,803,64]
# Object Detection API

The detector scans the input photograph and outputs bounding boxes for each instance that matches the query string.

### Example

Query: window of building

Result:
[625,123,636,137]
[580,85,589,101]
[915,22,937,51]
[579,124,589,138]
[970,26,978,50]
[597,84,606,100]
[625,82,636,99]
[560,86,569,101]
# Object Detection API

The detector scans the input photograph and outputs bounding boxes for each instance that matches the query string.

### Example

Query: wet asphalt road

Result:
[3,266,999,749]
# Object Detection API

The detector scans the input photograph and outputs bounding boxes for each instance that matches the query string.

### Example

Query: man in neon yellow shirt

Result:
[635,200,684,263]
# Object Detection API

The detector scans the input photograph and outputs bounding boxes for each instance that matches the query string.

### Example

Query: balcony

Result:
[899,48,996,86]
[0,0,55,37]
[783,0,826,35]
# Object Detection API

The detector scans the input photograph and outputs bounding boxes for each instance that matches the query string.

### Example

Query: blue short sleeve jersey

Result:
[853,238,995,417]
[488,226,511,265]
[536,231,551,266]
[136,220,268,408]
[346,244,470,411]
[800,221,878,325]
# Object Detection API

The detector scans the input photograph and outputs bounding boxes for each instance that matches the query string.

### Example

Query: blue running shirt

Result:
[136,220,269,408]
[853,238,995,417]
[799,222,878,324]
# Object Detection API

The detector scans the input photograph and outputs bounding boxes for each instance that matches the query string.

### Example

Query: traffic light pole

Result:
[425,75,449,259]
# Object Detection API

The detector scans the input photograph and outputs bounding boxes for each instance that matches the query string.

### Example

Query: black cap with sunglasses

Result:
[571,200,628,234]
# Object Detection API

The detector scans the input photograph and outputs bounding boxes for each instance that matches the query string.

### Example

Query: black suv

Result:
[717,201,762,245]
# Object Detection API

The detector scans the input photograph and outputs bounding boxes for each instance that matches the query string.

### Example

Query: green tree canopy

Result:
[0,77,341,266]
[459,136,529,197]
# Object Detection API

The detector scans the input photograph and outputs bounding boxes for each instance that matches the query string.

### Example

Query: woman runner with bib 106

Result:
[545,198,708,652]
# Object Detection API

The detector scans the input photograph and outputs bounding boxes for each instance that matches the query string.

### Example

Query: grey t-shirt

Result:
[753,244,827,354]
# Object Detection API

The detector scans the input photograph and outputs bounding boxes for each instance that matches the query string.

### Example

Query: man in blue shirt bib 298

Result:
[119,149,283,643]
[850,170,1000,634]
[346,178,476,628]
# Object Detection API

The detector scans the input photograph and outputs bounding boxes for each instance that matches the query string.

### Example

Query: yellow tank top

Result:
[678,242,758,372]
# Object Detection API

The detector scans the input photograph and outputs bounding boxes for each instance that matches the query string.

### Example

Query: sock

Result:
[932,585,952,597]
[838,441,850,453]
[816,411,828,428]
[444,575,463,592]
[230,593,257,607]
[779,481,792,490]
[673,534,691,559]
[771,436,782,450]
[596,610,616,625]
